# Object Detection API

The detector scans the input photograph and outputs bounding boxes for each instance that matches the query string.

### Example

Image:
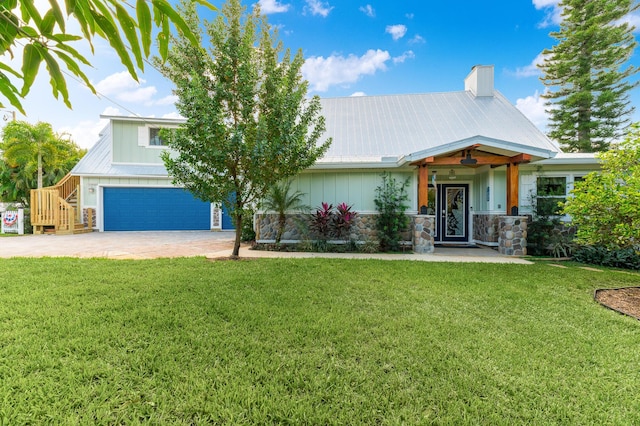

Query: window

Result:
[536,176,566,216]
[149,127,167,146]
[138,124,176,147]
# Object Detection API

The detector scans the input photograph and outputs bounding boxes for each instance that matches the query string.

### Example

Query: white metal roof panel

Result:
[318,91,560,162]
[73,89,566,177]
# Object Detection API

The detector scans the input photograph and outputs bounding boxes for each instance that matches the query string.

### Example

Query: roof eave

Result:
[402,135,558,164]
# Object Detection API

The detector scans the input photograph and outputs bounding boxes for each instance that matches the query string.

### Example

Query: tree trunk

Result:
[276,213,286,244]
[232,214,243,258]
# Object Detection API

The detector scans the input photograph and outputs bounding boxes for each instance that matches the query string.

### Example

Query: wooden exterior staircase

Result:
[30,173,93,235]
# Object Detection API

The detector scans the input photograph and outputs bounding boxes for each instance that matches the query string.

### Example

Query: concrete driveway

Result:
[0,231,531,263]
[0,231,236,259]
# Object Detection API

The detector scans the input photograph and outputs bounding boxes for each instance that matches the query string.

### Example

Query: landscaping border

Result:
[594,287,640,321]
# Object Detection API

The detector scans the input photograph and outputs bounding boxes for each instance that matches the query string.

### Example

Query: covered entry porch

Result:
[408,136,550,255]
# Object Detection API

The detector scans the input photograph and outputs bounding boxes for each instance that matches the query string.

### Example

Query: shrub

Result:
[573,245,640,270]
[262,180,308,244]
[309,202,333,241]
[240,214,256,242]
[308,202,357,242]
[374,173,410,252]
[563,127,640,249]
[333,202,357,241]
[527,218,575,257]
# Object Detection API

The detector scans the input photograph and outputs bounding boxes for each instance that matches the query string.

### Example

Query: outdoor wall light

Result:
[448,169,456,180]
[88,185,96,194]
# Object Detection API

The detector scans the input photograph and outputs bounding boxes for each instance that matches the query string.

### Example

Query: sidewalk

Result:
[207,245,532,264]
[0,231,531,263]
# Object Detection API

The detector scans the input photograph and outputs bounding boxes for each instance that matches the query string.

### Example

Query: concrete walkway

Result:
[0,231,531,264]
[208,245,532,264]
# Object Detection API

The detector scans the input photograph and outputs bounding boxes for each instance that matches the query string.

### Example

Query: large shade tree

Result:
[0,120,85,205]
[157,0,331,257]
[539,0,639,152]
[0,0,214,114]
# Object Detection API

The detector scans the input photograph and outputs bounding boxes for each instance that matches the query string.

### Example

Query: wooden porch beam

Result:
[418,163,429,213]
[506,162,519,215]
[424,155,511,166]
[509,153,532,164]
[415,152,532,167]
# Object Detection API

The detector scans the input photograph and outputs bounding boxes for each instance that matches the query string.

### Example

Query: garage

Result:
[103,187,233,231]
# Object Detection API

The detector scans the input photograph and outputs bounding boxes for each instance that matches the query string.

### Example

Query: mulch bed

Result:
[595,287,640,320]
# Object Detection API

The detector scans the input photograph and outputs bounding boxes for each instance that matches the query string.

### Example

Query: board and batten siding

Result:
[111,121,167,164]
[291,171,416,213]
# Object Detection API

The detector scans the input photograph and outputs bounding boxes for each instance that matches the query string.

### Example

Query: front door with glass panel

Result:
[436,184,469,243]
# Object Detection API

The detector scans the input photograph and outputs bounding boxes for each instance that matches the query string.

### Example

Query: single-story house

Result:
[66,65,599,254]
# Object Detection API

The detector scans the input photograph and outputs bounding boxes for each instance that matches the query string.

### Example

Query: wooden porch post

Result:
[506,163,519,215]
[418,163,429,214]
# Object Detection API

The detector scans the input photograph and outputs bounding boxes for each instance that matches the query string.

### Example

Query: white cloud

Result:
[102,106,123,116]
[302,49,391,92]
[121,87,158,104]
[393,50,415,64]
[386,24,407,41]
[405,13,414,19]
[258,0,290,14]
[513,53,546,78]
[532,0,562,28]
[516,90,549,130]
[162,112,185,120]
[350,92,366,97]
[156,95,178,106]
[94,71,142,95]
[532,0,559,7]
[359,4,375,17]
[617,12,640,33]
[305,0,333,17]
[409,34,426,44]
[58,107,123,149]
[93,71,160,104]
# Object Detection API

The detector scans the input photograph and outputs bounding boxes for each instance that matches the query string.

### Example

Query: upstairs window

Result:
[536,176,566,216]
[138,125,174,147]
[149,127,167,146]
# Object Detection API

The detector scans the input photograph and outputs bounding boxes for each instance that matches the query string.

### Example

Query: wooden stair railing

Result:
[30,173,85,234]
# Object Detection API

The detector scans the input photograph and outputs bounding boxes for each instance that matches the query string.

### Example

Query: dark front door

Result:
[437,184,469,243]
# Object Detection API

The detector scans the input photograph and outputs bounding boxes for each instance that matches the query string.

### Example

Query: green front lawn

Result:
[0,258,638,424]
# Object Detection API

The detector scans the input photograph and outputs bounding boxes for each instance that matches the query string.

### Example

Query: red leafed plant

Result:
[309,202,334,240]
[334,202,358,240]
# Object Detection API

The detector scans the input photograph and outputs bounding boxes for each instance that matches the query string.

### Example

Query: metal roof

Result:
[73,89,569,177]
[316,90,561,166]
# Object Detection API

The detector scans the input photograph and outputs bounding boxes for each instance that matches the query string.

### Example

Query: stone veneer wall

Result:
[257,213,525,256]
[412,215,435,253]
[82,208,96,229]
[256,213,412,245]
[472,213,500,245]
[212,207,221,228]
[498,216,528,256]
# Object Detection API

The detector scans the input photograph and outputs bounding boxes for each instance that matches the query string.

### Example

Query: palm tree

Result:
[1,121,58,189]
[1,121,85,206]
[262,180,309,244]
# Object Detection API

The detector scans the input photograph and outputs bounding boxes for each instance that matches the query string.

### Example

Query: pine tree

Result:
[539,0,639,152]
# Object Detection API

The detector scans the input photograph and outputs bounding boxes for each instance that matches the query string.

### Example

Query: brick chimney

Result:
[464,65,494,97]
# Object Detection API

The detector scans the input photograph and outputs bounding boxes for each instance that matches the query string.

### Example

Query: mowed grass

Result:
[0,258,638,424]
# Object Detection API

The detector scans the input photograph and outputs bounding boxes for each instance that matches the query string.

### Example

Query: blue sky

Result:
[2,0,640,149]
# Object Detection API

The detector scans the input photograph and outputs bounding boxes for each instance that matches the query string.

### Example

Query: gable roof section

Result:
[316,91,560,167]
[72,121,169,177]
[73,89,580,177]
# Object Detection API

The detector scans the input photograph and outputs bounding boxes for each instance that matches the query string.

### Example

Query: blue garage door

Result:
[104,187,212,231]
